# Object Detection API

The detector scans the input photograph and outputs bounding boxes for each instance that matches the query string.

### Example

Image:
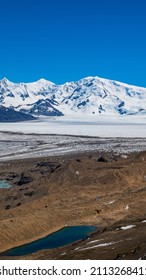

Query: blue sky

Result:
[0,0,146,86]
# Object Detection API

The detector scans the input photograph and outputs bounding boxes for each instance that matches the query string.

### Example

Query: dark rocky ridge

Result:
[0,105,36,122]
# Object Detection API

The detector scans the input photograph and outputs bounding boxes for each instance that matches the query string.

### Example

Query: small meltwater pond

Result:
[0,180,12,189]
[2,226,96,256]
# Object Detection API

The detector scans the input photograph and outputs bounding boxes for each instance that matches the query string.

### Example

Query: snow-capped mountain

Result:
[0,76,146,117]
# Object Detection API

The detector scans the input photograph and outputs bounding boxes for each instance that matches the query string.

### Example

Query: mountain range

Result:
[0,76,146,121]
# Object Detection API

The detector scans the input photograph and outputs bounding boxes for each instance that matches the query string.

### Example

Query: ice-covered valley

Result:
[0,115,146,161]
[0,115,146,137]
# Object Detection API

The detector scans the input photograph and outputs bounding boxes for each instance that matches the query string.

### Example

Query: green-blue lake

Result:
[2,225,96,256]
[0,180,12,189]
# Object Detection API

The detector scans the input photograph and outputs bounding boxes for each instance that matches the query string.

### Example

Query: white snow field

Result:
[0,115,146,137]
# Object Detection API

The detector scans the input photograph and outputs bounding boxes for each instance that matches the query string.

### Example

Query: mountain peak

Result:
[1,77,10,82]
[37,78,55,85]
[1,77,13,86]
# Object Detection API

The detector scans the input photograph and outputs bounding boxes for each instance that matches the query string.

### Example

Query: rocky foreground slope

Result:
[0,151,146,260]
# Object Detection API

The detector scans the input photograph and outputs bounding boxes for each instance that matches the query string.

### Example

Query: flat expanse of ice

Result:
[0,116,146,161]
[0,115,146,137]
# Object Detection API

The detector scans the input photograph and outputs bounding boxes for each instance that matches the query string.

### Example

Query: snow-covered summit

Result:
[0,76,146,117]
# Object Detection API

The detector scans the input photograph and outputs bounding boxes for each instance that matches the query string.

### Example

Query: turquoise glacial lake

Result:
[2,226,96,256]
[0,180,12,189]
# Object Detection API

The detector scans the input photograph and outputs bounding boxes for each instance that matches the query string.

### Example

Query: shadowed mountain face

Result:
[20,99,63,117]
[0,106,36,122]
[0,76,146,117]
